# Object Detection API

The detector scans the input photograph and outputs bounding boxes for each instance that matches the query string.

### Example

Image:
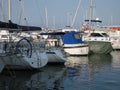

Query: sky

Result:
[0,0,120,29]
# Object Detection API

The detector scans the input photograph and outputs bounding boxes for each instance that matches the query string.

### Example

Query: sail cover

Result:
[61,32,83,44]
[0,21,42,31]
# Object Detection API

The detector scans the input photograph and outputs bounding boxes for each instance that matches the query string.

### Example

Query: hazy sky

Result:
[1,0,120,29]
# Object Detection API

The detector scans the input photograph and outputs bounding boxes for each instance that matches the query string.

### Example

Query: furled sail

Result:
[0,21,42,31]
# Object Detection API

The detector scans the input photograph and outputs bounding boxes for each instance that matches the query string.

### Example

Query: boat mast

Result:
[89,0,93,27]
[0,0,5,21]
[45,7,48,28]
[8,0,11,22]
[8,0,13,43]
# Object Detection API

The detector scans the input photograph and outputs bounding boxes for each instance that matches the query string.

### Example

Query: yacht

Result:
[61,29,89,56]
[82,30,113,54]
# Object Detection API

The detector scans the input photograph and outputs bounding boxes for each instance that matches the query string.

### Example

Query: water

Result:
[0,51,120,90]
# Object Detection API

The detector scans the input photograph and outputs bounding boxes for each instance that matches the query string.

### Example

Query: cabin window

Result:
[74,34,80,39]
[90,33,103,37]
[1,35,8,38]
[102,33,109,37]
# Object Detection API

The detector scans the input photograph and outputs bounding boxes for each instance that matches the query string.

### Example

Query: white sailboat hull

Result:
[0,51,48,72]
[46,49,67,63]
[0,39,49,71]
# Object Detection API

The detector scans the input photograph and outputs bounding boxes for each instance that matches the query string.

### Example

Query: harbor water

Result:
[0,51,120,90]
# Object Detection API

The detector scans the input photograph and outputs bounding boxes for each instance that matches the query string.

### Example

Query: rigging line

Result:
[45,7,48,28]
[35,0,43,26]
[71,0,82,28]
[18,3,22,25]
[0,0,5,21]
[19,0,29,25]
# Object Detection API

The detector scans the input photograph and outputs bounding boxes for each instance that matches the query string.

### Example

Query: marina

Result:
[0,51,120,90]
[0,0,120,90]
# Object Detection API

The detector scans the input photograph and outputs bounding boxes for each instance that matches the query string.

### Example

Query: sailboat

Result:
[61,29,89,56]
[39,6,67,63]
[0,0,48,72]
[57,0,89,56]
[40,31,67,63]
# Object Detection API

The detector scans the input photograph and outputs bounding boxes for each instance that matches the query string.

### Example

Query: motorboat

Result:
[61,29,89,56]
[82,30,113,54]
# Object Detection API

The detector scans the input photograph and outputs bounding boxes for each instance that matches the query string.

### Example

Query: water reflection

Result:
[25,65,66,90]
[0,52,120,90]
[65,54,112,71]
[111,51,120,68]
[0,65,66,90]
[0,71,35,90]
[64,54,113,90]
[88,54,112,70]
[89,54,112,64]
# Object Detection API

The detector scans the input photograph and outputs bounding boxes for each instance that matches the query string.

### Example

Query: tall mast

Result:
[53,16,55,29]
[45,7,48,28]
[8,0,11,22]
[89,0,93,26]
[0,0,4,21]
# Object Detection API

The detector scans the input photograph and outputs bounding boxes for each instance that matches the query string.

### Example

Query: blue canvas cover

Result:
[61,32,83,44]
